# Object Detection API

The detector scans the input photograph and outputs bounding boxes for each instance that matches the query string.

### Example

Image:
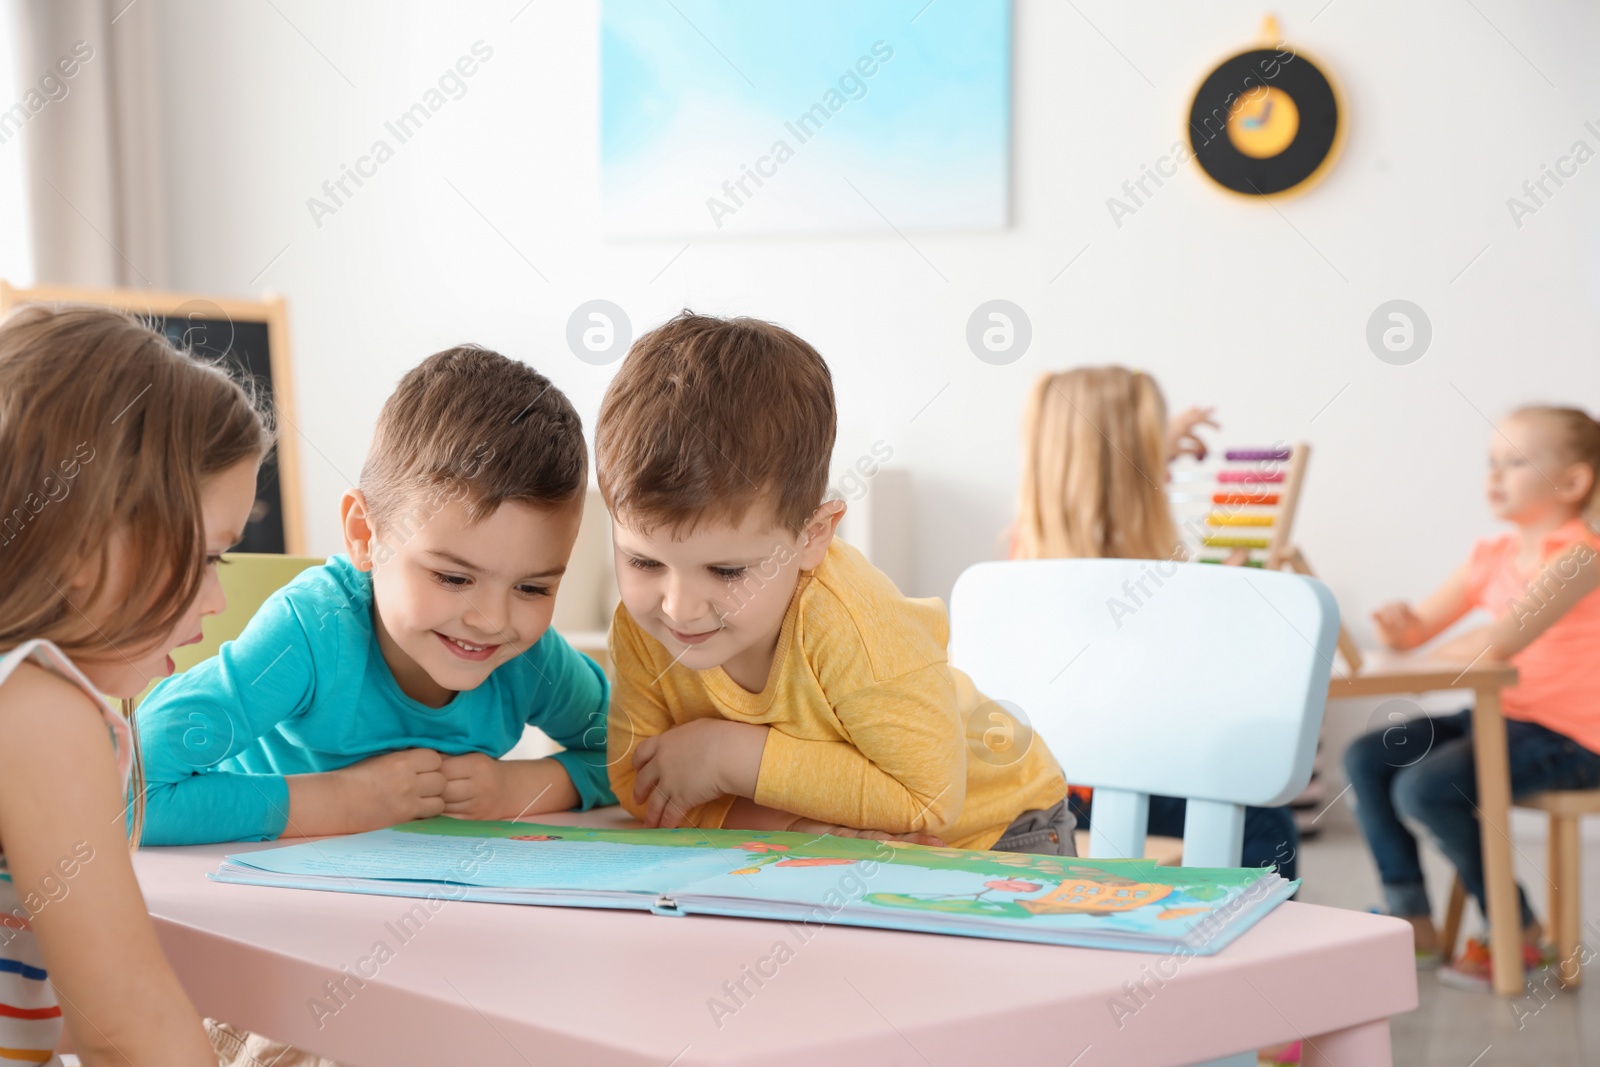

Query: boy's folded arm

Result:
[607,621,734,828]
[544,749,610,811]
[136,597,317,844]
[607,684,734,827]
[139,772,290,845]
[519,630,616,810]
[605,622,657,821]
[754,734,960,833]
[753,666,966,834]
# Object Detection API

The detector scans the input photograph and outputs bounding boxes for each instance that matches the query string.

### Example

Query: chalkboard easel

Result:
[0,281,305,555]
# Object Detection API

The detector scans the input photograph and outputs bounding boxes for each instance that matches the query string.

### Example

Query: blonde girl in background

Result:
[0,306,266,1065]
[1011,366,1300,878]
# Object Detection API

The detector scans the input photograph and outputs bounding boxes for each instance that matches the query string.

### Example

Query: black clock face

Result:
[1188,47,1340,197]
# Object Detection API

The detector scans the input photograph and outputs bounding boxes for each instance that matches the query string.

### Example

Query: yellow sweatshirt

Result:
[607,539,1066,850]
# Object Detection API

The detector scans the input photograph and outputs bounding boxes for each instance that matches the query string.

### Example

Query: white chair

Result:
[949,558,1341,1067]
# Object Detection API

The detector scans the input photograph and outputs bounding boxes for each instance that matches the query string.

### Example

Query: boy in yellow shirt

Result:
[598,312,1070,852]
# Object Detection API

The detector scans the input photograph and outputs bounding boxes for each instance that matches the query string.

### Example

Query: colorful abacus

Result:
[1169,441,1361,669]
[1170,444,1307,569]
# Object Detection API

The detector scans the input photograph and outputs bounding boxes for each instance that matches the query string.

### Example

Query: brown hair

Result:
[596,312,836,535]
[359,345,587,533]
[1513,404,1600,519]
[0,304,270,656]
[1014,366,1180,560]
[0,305,270,847]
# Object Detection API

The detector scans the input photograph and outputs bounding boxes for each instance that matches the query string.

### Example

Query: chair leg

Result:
[1548,821,1566,972]
[1551,814,1582,989]
[1440,876,1467,960]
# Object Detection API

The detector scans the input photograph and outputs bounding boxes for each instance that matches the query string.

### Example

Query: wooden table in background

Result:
[1328,652,1522,995]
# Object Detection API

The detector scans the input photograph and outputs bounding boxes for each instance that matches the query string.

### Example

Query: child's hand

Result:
[1372,601,1426,650]
[440,751,510,820]
[632,719,768,829]
[1166,405,1219,462]
[333,748,447,830]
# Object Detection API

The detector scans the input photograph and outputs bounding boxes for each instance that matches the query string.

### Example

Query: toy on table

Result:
[1171,442,1362,671]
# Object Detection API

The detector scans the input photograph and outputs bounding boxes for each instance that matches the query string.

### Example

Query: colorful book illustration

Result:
[212,817,1298,955]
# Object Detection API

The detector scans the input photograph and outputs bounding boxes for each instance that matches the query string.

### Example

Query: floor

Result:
[1296,827,1600,1066]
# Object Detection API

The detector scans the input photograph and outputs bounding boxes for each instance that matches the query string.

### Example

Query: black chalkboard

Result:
[0,283,303,554]
[150,312,287,554]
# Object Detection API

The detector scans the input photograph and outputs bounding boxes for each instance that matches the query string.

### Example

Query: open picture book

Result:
[212,817,1298,955]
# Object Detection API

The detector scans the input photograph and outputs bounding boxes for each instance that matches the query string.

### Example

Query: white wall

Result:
[0,0,34,285]
[149,0,1600,646]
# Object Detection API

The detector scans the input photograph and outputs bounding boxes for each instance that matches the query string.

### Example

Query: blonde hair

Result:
[1512,404,1600,520]
[1015,366,1180,560]
[0,304,271,842]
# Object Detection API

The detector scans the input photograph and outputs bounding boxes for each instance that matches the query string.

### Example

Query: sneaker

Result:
[1437,937,1554,991]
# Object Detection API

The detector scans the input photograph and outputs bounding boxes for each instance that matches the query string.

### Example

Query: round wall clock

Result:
[1187,17,1343,198]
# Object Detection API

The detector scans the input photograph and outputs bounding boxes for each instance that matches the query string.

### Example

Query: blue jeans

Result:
[1343,708,1600,930]
[1067,794,1299,879]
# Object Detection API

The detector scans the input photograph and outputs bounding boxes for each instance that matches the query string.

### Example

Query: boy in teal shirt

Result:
[137,345,613,845]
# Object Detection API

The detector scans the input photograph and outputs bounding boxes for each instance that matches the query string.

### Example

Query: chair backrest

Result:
[948,558,1338,868]
[136,553,324,701]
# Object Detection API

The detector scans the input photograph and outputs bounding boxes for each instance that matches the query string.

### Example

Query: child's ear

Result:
[1560,461,1597,509]
[66,535,103,592]
[797,499,846,569]
[341,489,377,571]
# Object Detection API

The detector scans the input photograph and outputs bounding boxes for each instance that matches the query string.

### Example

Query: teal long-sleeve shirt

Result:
[136,554,614,845]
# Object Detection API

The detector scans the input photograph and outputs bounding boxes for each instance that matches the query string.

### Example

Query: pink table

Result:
[134,810,1417,1066]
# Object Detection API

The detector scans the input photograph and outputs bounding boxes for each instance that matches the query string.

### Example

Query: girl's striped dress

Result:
[0,640,132,1065]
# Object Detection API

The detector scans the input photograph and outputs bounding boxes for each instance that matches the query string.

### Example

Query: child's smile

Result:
[665,625,719,646]
[346,492,582,707]
[612,501,839,692]
[435,630,502,661]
